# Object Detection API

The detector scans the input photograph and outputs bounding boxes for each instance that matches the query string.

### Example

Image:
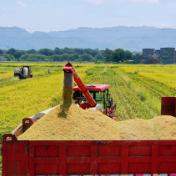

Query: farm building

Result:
[160,47,176,64]
[141,47,176,64]
[0,55,7,61]
[141,48,160,64]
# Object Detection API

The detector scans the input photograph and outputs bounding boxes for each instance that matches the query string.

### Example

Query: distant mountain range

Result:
[1,26,176,51]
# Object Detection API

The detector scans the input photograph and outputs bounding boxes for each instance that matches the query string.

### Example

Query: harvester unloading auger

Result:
[63,62,117,119]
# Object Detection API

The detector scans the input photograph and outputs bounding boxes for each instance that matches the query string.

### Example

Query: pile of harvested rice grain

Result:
[18,103,121,140]
[18,85,176,140]
[118,115,176,140]
[18,102,176,140]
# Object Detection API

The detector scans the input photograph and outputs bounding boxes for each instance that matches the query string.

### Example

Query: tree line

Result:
[0,47,135,63]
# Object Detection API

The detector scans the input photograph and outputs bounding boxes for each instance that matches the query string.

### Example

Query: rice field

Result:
[0,62,93,138]
[1,62,176,175]
[1,63,176,137]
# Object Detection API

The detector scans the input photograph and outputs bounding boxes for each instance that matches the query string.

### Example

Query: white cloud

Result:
[17,1,27,7]
[85,0,105,5]
[119,0,159,4]
[158,25,172,28]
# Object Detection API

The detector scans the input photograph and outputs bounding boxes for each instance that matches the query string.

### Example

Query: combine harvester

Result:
[14,65,33,79]
[64,62,116,119]
[2,62,176,176]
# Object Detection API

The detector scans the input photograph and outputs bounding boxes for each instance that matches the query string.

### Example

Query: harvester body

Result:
[73,84,116,119]
[14,66,33,79]
[63,62,116,119]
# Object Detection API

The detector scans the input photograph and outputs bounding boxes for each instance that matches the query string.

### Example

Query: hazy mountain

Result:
[0,26,176,51]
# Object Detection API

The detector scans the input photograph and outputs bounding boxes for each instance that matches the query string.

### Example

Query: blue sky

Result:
[0,0,176,32]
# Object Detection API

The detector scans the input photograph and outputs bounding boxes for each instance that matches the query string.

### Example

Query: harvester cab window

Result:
[73,90,103,104]
[89,91,103,103]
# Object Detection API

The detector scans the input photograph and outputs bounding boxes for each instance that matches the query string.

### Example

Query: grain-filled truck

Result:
[2,62,176,175]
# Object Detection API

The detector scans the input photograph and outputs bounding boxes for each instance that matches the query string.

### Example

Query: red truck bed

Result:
[2,134,176,176]
[2,97,176,176]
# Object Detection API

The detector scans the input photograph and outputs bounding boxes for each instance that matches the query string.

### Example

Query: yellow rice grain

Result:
[18,86,176,140]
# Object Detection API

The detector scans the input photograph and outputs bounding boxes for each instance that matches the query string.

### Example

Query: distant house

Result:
[141,49,160,64]
[0,56,7,61]
[141,47,176,64]
[160,48,176,64]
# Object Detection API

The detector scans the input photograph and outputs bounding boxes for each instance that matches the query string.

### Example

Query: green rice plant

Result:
[139,91,146,102]
[87,72,94,75]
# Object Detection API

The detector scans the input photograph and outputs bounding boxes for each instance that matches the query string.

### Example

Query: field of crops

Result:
[1,62,176,175]
[1,63,176,136]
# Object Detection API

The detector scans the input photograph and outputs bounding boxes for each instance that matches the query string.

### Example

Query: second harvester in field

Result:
[14,65,33,79]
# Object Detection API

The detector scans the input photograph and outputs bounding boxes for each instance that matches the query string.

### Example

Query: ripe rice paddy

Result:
[1,63,176,138]
[1,62,176,175]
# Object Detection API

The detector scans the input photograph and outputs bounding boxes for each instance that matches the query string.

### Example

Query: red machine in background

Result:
[63,62,116,119]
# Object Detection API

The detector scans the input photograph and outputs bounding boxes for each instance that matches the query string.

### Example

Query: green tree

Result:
[54,47,63,55]
[0,49,4,54]
[52,55,61,61]
[36,55,46,61]
[104,48,113,62]
[61,53,70,61]
[69,54,75,61]
[91,58,96,62]
[4,54,15,61]
[27,49,37,54]
[113,48,125,62]
[80,53,93,62]
[89,50,99,57]
[124,50,132,60]
[14,50,25,59]
[73,53,79,60]
[19,54,29,61]
[63,47,72,54]
[39,48,54,56]
[74,48,84,55]
[95,53,104,61]
[7,48,16,56]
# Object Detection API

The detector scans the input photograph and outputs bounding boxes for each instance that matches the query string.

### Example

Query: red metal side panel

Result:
[2,134,29,176]
[28,140,176,176]
[161,97,176,117]
[3,138,176,175]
